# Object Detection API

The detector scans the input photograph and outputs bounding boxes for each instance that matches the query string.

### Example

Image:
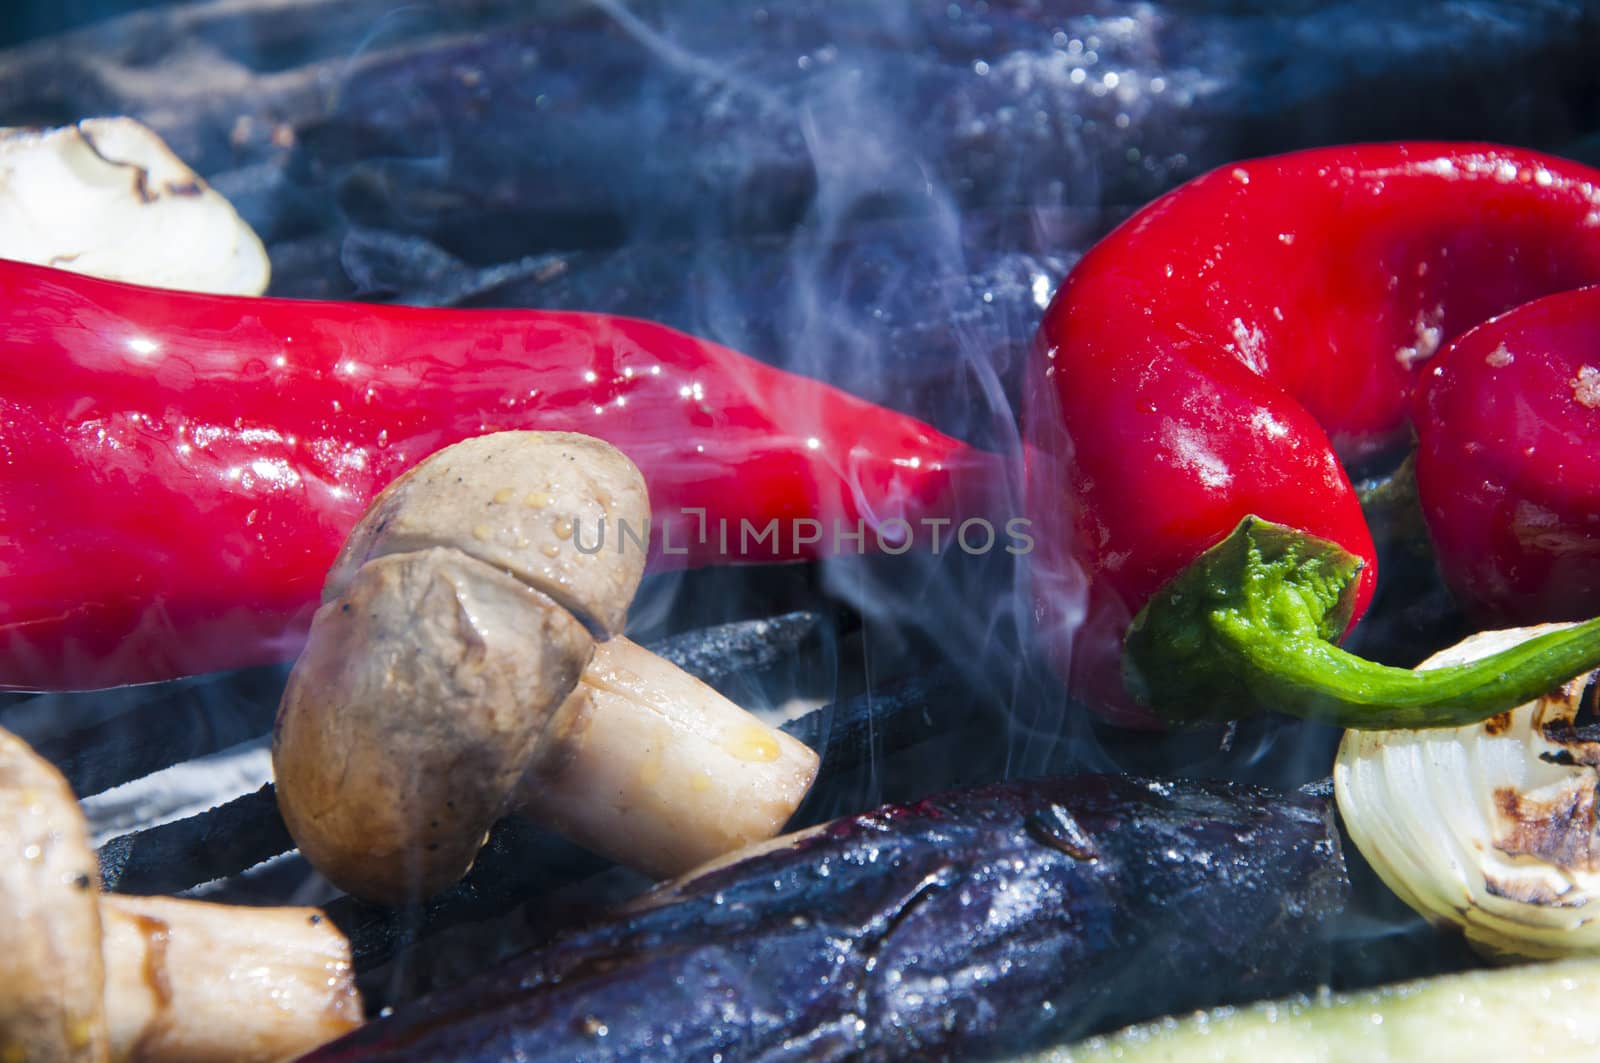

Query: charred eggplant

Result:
[301,774,1346,1061]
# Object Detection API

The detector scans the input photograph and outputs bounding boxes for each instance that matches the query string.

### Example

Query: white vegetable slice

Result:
[0,117,268,295]
[1335,623,1600,960]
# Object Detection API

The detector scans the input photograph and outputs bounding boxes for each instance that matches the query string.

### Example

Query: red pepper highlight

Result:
[1027,142,1600,727]
[0,260,996,690]
[1416,284,1600,625]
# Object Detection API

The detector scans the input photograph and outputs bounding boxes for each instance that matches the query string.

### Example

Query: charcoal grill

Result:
[0,565,1468,1017]
[5,594,990,1006]
[4,0,1600,1051]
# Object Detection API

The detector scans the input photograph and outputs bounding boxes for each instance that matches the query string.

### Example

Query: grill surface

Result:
[4,0,1600,1040]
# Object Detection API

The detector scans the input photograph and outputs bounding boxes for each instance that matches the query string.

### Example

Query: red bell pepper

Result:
[1027,142,1600,729]
[1415,284,1600,625]
[0,259,997,690]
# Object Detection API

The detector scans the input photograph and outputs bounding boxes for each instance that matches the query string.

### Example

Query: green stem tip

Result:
[1123,516,1600,730]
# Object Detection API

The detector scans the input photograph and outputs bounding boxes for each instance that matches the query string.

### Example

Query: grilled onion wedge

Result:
[1336,623,1600,961]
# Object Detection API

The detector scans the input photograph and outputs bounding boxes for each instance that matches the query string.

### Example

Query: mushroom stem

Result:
[519,637,820,878]
[0,730,106,1063]
[1,726,360,1062]
[101,894,361,1063]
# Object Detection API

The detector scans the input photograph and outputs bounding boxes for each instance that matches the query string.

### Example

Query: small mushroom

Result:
[0,728,361,1062]
[274,431,820,904]
[0,728,106,1062]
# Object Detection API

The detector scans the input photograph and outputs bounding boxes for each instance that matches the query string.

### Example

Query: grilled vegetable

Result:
[1416,286,1600,625]
[0,257,995,691]
[0,726,360,1062]
[275,432,818,904]
[1026,142,1600,728]
[298,775,1347,1061]
[0,118,268,296]
[1335,624,1600,961]
[0,728,106,1061]
[1031,959,1600,1062]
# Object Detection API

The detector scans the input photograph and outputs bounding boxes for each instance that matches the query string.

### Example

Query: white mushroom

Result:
[274,431,820,905]
[0,118,269,295]
[0,728,106,1061]
[1335,623,1600,960]
[0,727,361,1062]
[275,547,593,902]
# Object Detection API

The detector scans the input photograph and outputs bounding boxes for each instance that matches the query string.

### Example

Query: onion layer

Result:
[0,118,269,295]
[1335,624,1600,961]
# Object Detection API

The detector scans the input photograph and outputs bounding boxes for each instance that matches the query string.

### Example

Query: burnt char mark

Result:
[1482,872,1589,908]
[1491,782,1600,873]
[1537,673,1600,753]
[1024,803,1101,861]
[1483,711,1515,736]
[1541,720,1600,752]
[299,776,1347,1061]
[1537,725,1600,768]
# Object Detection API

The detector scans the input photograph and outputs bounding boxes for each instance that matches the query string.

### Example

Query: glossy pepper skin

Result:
[1027,143,1600,728]
[1416,285,1600,625]
[0,259,994,690]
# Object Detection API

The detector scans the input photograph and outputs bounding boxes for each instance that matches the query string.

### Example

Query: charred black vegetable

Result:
[5,0,1594,284]
[301,775,1347,1061]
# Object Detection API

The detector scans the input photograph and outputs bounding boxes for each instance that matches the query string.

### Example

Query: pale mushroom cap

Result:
[0,728,108,1062]
[326,431,650,637]
[274,548,593,905]
[0,117,269,296]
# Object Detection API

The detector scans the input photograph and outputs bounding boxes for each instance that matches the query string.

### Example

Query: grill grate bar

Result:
[33,667,285,799]
[633,610,822,682]
[98,784,291,894]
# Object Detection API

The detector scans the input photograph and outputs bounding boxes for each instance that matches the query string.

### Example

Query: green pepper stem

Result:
[1227,619,1600,729]
[1123,516,1600,729]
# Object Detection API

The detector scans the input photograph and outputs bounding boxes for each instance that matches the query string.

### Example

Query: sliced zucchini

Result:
[1025,960,1600,1062]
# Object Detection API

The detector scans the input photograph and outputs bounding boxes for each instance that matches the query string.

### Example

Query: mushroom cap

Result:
[0,728,108,1062]
[325,431,650,637]
[274,547,593,905]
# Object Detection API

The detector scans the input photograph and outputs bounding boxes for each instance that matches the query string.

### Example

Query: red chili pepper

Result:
[0,259,996,690]
[1415,284,1600,625]
[1027,142,1600,729]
